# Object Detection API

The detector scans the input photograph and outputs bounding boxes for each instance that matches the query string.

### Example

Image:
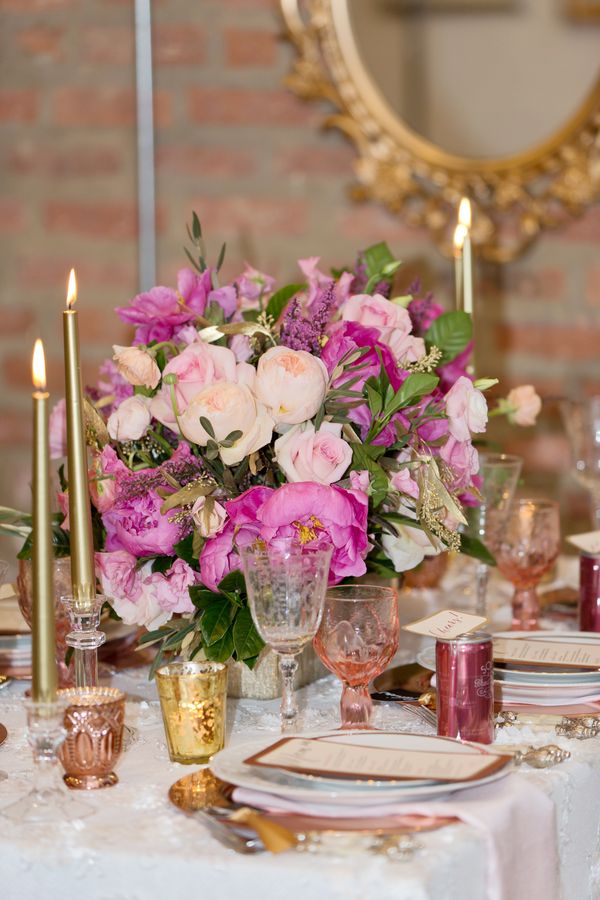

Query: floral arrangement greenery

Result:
[3,216,540,676]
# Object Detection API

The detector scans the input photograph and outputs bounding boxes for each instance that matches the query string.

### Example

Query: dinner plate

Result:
[211,731,513,805]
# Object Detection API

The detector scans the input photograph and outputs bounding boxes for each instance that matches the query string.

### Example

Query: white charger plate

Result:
[211,730,513,805]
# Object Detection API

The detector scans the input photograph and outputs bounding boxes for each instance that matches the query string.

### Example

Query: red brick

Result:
[3,353,106,394]
[496,324,600,361]
[44,201,138,240]
[0,90,38,124]
[0,308,35,335]
[53,88,171,128]
[188,196,308,236]
[9,143,123,176]
[224,28,276,67]
[503,432,571,474]
[187,88,317,126]
[80,26,134,65]
[0,408,31,448]
[0,199,25,233]
[555,208,600,243]
[0,0,74,9]
[339,205,425,243]
[503,267,565,302]
[276,144,356,176]
[17,26,64,61]
[586,267,600,307]
[18,257,136,291]
[154,25,205,65]
[155,145,256,177]
[77,308,132,347]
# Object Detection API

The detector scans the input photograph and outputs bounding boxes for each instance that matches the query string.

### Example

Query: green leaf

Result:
[189,585,221,610]
[425,311,472,363]
[204,626,235,663]
[201,600,234,646]
[460,533,497,566]
[351,444,388,508]
[138,626,173,646]
[242,654,260,670]
[242,309,260,322]
[365,382,383,417]
[151,556,173,575]
[199,416,215,439]
[363,241,396,280]
[265,283,304,322]
[183,246,202,274]
[174,534,197,568]
[216,242,226,272]
[384,373,439,417]
[218,570,246,596]
[232,607,265,660]
[192,211,202,240]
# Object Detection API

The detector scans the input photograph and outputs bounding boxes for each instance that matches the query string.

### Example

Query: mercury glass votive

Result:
[58,687,126,789]
[156,662,227,764]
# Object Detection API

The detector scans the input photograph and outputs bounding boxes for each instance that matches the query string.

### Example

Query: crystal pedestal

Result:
[63,595,106,688]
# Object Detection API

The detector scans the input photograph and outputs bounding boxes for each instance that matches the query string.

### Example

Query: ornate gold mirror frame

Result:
[281,0,600,262]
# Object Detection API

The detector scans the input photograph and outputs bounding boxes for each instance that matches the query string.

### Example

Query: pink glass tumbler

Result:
[436,631,494,744]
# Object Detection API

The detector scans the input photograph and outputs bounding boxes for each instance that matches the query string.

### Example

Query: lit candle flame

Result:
[32,339,46,390]
[458,197,472,229]
[453,223,467,254]
[66,268,77,309]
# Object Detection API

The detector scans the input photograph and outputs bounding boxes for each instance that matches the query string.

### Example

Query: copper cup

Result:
[58,687,125,789]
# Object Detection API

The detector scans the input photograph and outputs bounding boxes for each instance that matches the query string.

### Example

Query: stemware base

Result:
[511,587,540,631]
[340,683,372,730]
[2,785,94,822]
[64,771,118,790]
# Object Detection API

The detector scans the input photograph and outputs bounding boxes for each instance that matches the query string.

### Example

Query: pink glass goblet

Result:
[314,584,399,729]
[495,499,560,631]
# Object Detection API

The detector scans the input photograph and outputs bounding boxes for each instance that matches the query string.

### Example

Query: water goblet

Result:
[495,499,560,630]
[240,540,332,734]
[313,584,399,729]
[464,452,522,616]
[561,396,600,528]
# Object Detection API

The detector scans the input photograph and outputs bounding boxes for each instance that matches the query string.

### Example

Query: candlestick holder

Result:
[63,595,106,688]
[1,698,92,821]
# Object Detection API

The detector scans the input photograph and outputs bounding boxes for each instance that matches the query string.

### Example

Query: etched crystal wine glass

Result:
[314,584,399,730]
[464,452,522,616]
[494,499,560,631]
[561,397,600,528]
[240,540,332,734]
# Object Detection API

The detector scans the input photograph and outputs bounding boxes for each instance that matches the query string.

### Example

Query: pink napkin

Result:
[233,774,558,900]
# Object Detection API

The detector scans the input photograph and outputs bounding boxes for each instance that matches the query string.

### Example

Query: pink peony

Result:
[89,445,129,513]
[440,436,480,491]
[257,482,369,582]
[103,489,181,557]
[445,376,488,442]
[49,399,67,459]
[506,385,542,427]
[274,422,352,485]
[147,559,196,615]
[349,470,370,493]
[116,285,194,344]
[97,551,170,630]
[390,466,420,500]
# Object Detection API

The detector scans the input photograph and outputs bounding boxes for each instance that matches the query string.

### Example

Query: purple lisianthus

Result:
[237,264,275,308]
[103,488,181,557]
[116,285,193,344]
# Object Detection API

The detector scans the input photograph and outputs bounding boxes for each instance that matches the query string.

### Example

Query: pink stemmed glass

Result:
[314,585,399,729]
[495,499,560,631]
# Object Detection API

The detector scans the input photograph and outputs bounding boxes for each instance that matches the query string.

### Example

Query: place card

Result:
[494,637,600,670]
[245,738,510,782]
[403,609,487,640]
[567,530,600,555]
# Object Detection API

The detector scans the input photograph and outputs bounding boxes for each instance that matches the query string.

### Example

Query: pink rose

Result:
[506,385,541,427]
[103,489,181,558]
[257,483,369,582]
[274,423,352,485]
[390,467,420,500]
[147,559,196,615]
[229,333,252,363]
[254,346,328,425]
[49,399,67,459]
[89,445,129,513]
[445,376,488,441]
[440,435,480,491]
[180,381,273,465]
[112,345,161,389]
[96,550,143,604]
[387,332,426,364]
[342,294,412,335]
[107,395,152,442]
[150,342,239,428]
[57,490,69,530]
[349,470,370,493]
[191,496,227,537]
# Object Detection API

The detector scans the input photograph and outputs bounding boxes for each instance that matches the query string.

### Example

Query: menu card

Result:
[245,738,510,782]
[403,609,487,640]
[494,637,600,670]
[567,530,600,555]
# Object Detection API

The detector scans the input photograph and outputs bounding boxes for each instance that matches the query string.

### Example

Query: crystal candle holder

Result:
[62,594,106,688]
[156,662,227,764]
[1,698,92,821]
[59,687,125,789]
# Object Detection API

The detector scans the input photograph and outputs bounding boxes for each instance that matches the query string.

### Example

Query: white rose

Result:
[179,381,273,466]
[274,422,352,484]
[382,525,440,573]
[112,345,161,389]
[190,496,227,537]
[107,395,151,442]
[254,346,328,425]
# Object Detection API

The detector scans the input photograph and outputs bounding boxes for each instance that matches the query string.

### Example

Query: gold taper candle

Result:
[31,340,58,703]
[457,198,473,316]
[63,269,96,608]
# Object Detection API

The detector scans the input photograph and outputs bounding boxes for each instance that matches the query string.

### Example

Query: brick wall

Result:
[0,0,599,567]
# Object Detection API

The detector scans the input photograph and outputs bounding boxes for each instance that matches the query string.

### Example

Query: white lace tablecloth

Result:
[0,557,597,900]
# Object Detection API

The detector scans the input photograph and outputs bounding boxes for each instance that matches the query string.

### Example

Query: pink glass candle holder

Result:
[495,499,560,631]
[314,584,399,729]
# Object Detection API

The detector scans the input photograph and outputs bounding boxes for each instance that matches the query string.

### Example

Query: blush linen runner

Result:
[233,774,559,900]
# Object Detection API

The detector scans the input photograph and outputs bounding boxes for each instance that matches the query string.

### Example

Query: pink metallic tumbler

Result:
[436,631,494,744]
[579,552,600,632]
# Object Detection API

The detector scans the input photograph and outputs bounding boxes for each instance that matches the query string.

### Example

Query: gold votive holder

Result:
[58,687,126,789]
[156,661,227,764]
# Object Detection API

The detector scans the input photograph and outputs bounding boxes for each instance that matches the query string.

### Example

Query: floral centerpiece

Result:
[3,216,539,676]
